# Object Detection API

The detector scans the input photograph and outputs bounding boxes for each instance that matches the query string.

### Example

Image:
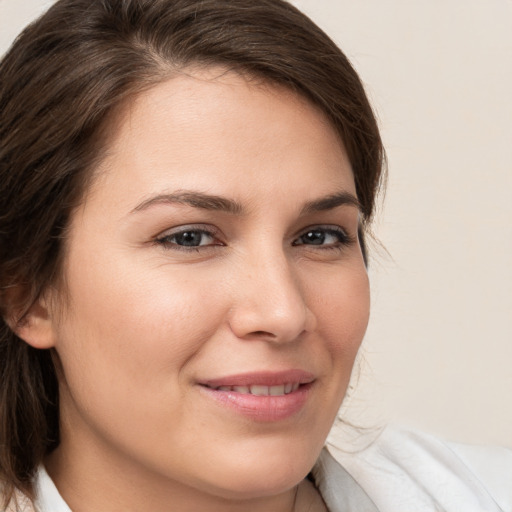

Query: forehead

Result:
[84,68,355,211]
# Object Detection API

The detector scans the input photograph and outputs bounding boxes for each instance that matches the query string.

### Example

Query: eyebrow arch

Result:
[300,191,361,214]
[131,191,244,215]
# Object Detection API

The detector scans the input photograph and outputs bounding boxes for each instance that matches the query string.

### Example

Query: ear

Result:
[5,292,57,349]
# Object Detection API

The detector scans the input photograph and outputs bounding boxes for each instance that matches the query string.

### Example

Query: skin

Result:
[21,68,370,512]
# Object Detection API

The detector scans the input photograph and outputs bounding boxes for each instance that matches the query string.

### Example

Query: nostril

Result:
[246,330,277,340]
[251,330,274,337]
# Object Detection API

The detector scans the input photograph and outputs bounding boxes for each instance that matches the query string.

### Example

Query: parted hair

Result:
[0,0,385,503]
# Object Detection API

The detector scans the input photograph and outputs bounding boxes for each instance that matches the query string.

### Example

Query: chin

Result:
[194,437,322,500]
[205,466,307,501]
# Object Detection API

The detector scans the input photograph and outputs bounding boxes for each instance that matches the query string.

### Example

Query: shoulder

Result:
[445,438,512,511]
[313,425,512,512]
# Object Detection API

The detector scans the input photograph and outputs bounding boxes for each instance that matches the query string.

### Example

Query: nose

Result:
[227,251,317,343]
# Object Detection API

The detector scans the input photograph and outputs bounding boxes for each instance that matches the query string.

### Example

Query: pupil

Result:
[304,231,324,245]
[177,232,201,246]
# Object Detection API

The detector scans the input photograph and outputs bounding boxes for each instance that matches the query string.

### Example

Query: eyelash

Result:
[292,226,356,250]
[155,225,356,252]
[155,226,221,252]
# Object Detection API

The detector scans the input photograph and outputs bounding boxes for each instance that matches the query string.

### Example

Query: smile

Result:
[207,383,301,395]
[198,370,314,422]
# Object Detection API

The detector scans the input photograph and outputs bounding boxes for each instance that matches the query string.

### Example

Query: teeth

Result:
[269,385,285,396]
[214,383,300,396]
[250,385,268,396]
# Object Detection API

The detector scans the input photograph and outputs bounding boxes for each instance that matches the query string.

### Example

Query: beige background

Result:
[1,0,511,447]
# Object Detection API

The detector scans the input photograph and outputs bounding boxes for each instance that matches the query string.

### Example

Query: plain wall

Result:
[1,0,511,447]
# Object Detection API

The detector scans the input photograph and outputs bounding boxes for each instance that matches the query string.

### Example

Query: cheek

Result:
[310,263,370,356]
[51,259,233,465]
[305,261,370,416]
[53,251,229,401]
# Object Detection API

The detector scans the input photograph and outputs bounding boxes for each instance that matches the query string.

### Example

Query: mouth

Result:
[197,370,315,422]
[199,369,314,393]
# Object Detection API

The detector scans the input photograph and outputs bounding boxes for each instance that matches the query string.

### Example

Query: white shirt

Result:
[316,425,512,511]
[34,466,71,512]
[34,426,512,512]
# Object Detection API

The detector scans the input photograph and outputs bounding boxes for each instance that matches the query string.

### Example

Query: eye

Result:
[292,226,354,248]
[155,226,222,250]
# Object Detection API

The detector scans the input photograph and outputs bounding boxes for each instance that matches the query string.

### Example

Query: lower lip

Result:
[198,383,312,422]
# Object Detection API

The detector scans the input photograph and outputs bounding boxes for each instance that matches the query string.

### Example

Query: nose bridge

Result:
[228,243,315,342]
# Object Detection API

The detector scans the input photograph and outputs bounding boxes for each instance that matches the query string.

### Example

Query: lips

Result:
[200,369,315,389]
[198,370,315,421]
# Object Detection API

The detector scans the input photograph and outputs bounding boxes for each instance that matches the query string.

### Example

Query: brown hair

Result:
[0,0,384,503]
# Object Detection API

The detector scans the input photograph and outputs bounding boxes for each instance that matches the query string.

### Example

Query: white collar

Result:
[34,465,71,512]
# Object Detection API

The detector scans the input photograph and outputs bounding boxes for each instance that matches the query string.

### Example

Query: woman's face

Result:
[45,69,370,505]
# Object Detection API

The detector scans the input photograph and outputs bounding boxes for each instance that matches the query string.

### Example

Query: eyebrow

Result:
[130,189,361,216]
[300,191,361,214]
[131,191,244,215]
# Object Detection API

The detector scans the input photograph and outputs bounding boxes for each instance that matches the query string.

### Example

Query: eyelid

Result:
[154,224,224,250]
[292,224,356,247]
[155,223,219,239]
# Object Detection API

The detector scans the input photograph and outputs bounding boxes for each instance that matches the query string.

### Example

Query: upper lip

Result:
[199,369,315,388]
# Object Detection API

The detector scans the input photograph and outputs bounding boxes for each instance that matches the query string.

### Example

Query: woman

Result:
[0,1,510,511]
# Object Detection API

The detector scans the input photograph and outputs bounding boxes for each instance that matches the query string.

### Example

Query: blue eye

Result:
[293,227,352,247]
[156,228,218,249]
[170,230,212,247]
